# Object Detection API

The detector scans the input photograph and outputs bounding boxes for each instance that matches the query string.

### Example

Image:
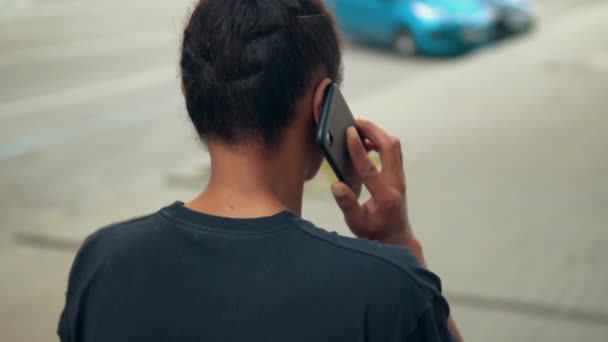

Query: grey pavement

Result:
[1,0,607,341]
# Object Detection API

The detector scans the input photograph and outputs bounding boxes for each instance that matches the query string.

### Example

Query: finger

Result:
[364,139,379,152]
[396,139,405,177]
[356,119,392,146]
[357,120,401,171]
[346,127,391,198]
[331,182,364,223]
[356,120,404,183]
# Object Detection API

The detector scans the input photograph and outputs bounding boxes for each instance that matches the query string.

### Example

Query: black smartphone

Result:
[316,83,360,190]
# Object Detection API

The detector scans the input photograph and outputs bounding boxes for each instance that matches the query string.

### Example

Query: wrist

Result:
[403,239,427,268]
[379,224,416,247]
[381,231,427,268]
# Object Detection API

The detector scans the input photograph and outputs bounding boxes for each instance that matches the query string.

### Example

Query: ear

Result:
[181,81,187,96]
[312,78,332,125]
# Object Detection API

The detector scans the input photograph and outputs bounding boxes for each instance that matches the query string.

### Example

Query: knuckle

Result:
[396,183,406,194]
[349,141,366,158]
[352,147,366,159]
[361,163,378,179]
[379,191,402,210]
[335,193,348,202]
[388,136,400,149]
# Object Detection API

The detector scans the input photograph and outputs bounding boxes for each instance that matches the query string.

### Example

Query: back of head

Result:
[180,0,342,148]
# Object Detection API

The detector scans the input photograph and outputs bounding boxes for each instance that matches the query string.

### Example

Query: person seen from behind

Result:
[58,0,463,341]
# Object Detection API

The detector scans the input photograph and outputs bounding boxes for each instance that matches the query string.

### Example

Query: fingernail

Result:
[331,183,345,197]
[347,127,358,140]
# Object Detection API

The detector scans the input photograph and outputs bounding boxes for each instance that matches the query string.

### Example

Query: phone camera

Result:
[325,131,333,146]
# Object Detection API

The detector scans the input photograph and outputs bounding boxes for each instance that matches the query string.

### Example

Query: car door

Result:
[348,0,398,42]
[329,0,396,41]
[326,0,359,35]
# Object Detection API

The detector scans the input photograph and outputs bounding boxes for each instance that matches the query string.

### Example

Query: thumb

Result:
[331,182,362,220]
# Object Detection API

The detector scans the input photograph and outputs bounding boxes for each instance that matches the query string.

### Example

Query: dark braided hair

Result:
[180,0,342,147]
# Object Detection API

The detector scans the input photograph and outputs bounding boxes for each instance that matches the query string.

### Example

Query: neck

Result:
[186,141,306,218]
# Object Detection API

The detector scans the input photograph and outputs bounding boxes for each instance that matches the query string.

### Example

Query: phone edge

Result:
[316,83,348,184]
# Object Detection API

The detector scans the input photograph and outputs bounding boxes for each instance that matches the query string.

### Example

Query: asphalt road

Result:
[1,0,607,341]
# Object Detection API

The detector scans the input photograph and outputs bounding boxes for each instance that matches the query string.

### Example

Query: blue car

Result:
[326,0,497,56]
[482,0,537,35]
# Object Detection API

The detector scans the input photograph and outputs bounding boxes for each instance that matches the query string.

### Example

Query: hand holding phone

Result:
[329,117,418,253]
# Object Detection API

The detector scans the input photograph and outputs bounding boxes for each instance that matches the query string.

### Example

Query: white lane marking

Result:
[0,66,178,120]
[0,98,180,160]
[0,29,173,66]
[0,0,31,8]
[0,1,174,23]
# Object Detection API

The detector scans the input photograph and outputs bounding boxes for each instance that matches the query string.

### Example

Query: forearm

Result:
[447,316,463,342]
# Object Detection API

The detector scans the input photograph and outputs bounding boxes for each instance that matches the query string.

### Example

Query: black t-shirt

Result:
[59,202,454,342]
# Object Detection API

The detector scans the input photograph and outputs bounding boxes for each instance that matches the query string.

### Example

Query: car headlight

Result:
[411,2,444,21]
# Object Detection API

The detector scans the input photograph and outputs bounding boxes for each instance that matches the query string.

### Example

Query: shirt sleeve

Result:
[57,305,69,342]
[57,230,106,342]
[406,298,455,342]
[58,244,86,342]
[384,244,455,341]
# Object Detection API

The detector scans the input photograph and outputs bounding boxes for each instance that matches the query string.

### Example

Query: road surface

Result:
[1,0,607,341]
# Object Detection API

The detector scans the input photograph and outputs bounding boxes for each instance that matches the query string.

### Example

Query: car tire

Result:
[393,29,416,56]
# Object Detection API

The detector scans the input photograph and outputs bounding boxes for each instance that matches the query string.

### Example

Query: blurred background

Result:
[1,0,607,340]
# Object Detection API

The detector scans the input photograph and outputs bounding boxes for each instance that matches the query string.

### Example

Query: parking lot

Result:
[1,0,607,340]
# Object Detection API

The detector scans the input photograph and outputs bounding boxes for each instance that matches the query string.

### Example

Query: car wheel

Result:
[495,20,508,38]
[393,29,416,56]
